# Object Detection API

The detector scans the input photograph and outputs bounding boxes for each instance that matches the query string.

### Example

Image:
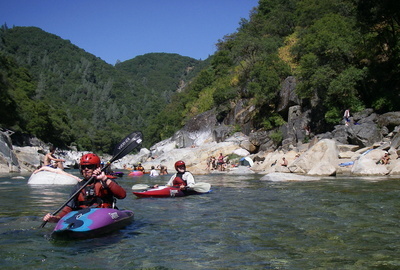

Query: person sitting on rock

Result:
[380,152,390,165]
[43,146,65,169]
[281,157,288,167]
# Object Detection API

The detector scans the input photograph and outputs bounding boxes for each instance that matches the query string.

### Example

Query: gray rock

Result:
[261,172,320,181]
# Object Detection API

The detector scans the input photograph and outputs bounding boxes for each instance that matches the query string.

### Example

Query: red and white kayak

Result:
[132,183,211,198]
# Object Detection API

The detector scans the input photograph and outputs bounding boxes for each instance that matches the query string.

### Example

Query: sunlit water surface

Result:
[0,170,399,269]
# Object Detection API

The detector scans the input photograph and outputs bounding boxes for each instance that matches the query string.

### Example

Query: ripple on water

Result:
[1,174,400,269]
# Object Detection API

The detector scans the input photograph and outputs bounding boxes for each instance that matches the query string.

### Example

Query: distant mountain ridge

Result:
[0,26,205,151]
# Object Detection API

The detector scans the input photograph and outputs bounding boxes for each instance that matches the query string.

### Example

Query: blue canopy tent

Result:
[239,157,254,167]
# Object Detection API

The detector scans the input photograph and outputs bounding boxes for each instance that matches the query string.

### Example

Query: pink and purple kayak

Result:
[52,208,134,239]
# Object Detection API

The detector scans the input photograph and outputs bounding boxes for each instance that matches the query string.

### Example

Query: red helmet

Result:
[175,160,186,171]
[80,153,101,167]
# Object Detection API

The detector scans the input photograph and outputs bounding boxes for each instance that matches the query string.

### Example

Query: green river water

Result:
[0,171,399,269]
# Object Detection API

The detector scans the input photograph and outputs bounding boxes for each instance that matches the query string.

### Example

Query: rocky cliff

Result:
[1,108,400,178]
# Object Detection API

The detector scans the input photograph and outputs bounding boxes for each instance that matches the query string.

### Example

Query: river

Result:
[0,171,399,269]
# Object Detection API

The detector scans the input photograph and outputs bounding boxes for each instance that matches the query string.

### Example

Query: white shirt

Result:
[166,171,195,188]
[149,169,159,177]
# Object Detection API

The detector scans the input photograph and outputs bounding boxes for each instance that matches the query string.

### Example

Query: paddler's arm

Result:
[185,172,195,188]
[43,206,73,223]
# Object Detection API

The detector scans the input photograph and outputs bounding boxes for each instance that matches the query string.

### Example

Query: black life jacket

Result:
[77,182,114,208]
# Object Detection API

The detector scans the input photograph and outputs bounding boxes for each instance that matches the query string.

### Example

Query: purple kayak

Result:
[52,208,134,239]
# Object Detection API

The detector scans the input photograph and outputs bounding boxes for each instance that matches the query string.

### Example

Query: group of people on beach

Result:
[206,153,228,171]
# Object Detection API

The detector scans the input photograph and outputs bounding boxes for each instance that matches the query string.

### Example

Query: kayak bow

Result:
[52,208,134,239]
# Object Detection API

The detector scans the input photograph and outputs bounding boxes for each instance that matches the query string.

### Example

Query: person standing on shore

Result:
[344,109,350,126]
[217,153,227,171]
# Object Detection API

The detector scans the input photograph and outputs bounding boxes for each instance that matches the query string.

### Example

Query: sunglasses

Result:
[81,164,97,170]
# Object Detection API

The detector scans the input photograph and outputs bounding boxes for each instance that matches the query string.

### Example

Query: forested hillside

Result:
[0,25,203,152]
[150,0,400,138]
[1,0,399,153]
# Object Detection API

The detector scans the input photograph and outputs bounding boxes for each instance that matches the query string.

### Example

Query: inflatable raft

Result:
[128,170,144,177]
[52,208,134,239]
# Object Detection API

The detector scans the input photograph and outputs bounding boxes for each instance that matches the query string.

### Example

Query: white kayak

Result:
[28,169,79,185]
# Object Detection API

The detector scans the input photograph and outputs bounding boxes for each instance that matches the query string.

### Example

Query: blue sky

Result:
[1,0,259,65]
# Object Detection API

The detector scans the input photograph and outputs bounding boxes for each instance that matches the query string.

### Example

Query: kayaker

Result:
[154,160,195,190]
[136,162,145,172]
[42,153,127,223]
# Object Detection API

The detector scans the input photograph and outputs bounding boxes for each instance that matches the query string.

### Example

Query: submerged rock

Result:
[261,172,320,181]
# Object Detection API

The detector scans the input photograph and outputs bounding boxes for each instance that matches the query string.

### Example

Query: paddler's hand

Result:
[180,184,186,190]
[93,168,108,182]
[43,213,60,223]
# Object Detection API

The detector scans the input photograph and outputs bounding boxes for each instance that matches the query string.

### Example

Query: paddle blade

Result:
[111,131,143,163]
[192,182,211,193]
[131,184,151,191]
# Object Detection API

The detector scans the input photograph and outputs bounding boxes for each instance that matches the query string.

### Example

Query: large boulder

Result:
[249,130,278,152]
[351,156,389,175]
[261,172,320,181]
[0,131,20,172]
[377,112,400,130]
[389,160,400,175]
[225,132,257,153]
[281,106,312,149]
[277,76,300,114]
[27,170,79,185]
[288,139,339,175]
[389,132,400,151]
[13,146,42,172]
[251,150,299,174]
[347,122,382,147]
[223,98,256,134]
[173,109,218,148]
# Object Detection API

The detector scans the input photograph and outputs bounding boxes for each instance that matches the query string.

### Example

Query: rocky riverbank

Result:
[1,109,400,178]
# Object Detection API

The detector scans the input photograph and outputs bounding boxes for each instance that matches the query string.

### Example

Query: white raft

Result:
[28,169,79,185]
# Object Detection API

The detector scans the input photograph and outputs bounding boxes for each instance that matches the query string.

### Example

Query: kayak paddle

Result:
[190,182,211,193]
[40,131,143,228]
[131,184,154,190]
